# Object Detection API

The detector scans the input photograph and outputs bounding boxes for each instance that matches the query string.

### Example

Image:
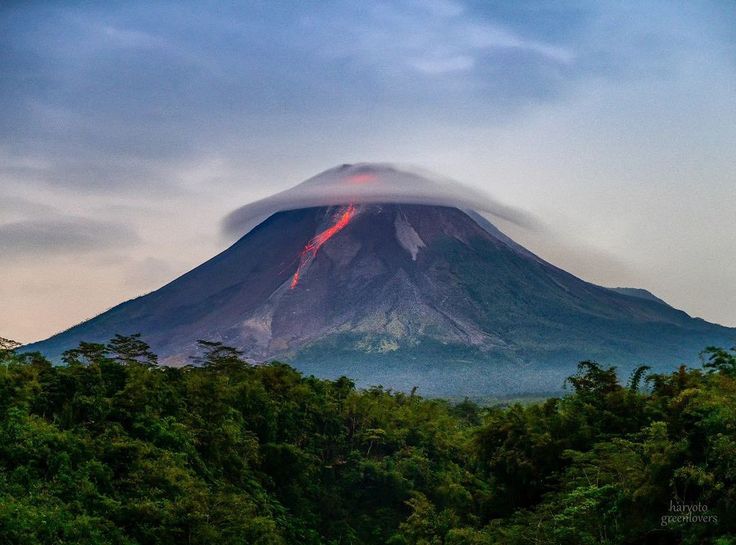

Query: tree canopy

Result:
[1,337,735,544]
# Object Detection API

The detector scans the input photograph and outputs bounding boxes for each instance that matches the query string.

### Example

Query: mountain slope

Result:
[607,287,670,306]
[25,202,735,396]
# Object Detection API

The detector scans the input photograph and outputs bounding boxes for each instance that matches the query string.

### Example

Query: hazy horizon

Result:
[2,1,735,343]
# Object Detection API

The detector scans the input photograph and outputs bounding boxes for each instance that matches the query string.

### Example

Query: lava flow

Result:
[290,204,356,288]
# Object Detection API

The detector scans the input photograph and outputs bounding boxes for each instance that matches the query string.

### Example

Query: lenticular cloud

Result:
[223,163,536,237]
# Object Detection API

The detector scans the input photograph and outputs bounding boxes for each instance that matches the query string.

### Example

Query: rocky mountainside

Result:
[26,169,735,396]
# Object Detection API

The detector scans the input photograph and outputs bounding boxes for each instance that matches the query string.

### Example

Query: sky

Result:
[1,0,735,344]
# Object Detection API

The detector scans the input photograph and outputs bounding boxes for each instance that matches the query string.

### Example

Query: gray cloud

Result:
[0,1,589,196]
[0,195,56,220]
[0,217,139,259]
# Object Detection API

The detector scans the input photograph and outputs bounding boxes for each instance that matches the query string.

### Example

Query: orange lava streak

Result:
[290,204,356,289]
[290,270,300,289]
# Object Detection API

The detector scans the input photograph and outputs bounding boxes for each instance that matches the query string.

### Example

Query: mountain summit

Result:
[26,165,735,395]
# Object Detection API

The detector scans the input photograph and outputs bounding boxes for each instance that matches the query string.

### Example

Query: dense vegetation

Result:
[1,335,735,544]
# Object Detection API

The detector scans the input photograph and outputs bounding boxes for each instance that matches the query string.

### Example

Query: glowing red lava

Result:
[290,204,356,289]
[347,173,376,184]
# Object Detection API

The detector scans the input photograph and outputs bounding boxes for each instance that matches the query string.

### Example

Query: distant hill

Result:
[25,165,736,396]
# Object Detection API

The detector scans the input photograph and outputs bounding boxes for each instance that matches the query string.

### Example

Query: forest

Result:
[0,335,735,545]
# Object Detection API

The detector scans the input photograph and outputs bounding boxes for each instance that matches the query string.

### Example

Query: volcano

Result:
[26,165,735,396]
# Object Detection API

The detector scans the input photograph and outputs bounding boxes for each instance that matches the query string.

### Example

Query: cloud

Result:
[0,217,139,259]
[0,0,582,197]
[223,163,539,238]
[308,0,574,84]
[0,195,56,221]
[97,24,167,50]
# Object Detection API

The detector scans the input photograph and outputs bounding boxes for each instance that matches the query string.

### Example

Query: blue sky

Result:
[1,1,735,342]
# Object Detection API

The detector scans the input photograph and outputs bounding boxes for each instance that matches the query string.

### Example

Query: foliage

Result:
[1,336,736,544]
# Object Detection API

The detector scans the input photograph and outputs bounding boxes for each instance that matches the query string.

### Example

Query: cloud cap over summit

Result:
[223,163,537,238]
